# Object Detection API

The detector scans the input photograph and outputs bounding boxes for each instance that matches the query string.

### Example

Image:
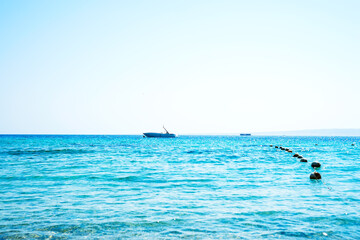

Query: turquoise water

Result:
[0,135,359,239]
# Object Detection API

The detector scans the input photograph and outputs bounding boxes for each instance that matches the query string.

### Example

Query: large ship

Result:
[143,126,176,138]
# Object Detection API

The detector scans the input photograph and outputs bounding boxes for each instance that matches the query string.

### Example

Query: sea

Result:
[0,135,359,239]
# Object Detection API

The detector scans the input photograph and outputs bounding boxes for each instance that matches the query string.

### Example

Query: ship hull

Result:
[143,132,176,138]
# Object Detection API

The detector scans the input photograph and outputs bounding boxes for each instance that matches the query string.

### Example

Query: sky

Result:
[0,0,359,134]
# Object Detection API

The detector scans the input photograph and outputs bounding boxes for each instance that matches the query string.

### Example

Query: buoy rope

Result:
[271,144,359,215]
[271,144,333,190]
[320,179,332,191]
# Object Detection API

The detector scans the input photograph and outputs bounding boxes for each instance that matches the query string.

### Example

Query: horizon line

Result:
[1,128,360,135]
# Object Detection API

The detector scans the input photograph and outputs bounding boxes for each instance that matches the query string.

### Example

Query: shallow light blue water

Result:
[0,135,359,239]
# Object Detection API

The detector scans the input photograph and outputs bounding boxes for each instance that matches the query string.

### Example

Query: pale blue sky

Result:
[1,0,359,134]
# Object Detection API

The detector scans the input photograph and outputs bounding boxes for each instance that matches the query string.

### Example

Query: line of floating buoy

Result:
[310,161,322,179]
[293,153,305,161]
[311,162,321,168]
[310,171,321,180]
[270,144,322,180]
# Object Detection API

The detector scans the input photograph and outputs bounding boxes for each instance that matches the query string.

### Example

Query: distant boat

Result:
[143,126,176,138]
[240,133,251,136]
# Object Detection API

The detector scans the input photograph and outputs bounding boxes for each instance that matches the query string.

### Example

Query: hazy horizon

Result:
[1,128,360,137]
[1,1,359,134]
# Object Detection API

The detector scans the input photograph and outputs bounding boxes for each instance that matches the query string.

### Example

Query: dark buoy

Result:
[287,150,293,153]
[280,147,285,150]
[275,146,279,148]
[315,144,318,146]
[300,158,308,162]
[310,172,321,180]
[270,145,273,147]
[297,155,303,159]
[311,162,321,168]
[293,153,299,157]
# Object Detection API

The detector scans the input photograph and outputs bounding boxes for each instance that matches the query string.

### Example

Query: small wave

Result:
[114,176,140,182]
[169,178,213,183]
[182,228,217,234]
[6,149,93,155]
[242,210,282,217]
[163,230,183,235]
[185,150,205,155]
[272,230,313,238]
[215,154,239,160]
[185,149,214,154]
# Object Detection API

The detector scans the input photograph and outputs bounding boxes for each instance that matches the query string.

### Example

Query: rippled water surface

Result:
[0,135,359,239]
